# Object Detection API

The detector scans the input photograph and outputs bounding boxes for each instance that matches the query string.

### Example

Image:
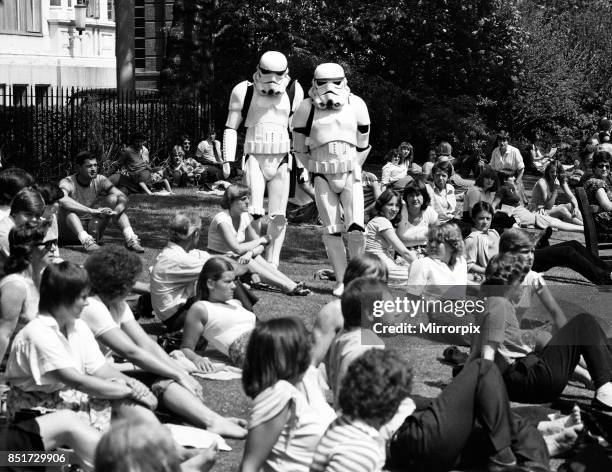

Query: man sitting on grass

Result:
[58,150,144,253]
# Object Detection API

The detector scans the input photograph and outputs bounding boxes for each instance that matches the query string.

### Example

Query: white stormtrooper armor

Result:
[292,63,371,293]
[224,51,304,267]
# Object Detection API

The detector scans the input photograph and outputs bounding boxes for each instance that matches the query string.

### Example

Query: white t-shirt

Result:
[207,210,253,255]
[396,205,438,247]
[514,270,545,320]
[197,300,256,356]
[407,256,468,299]
[80,296,136,359]
[6,315,106,393]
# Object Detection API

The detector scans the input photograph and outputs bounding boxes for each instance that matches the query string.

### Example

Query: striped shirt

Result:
[310,416,386,472]
[248,366,336,472]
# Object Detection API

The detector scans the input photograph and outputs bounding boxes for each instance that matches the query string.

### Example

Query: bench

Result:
[575,186,612,261]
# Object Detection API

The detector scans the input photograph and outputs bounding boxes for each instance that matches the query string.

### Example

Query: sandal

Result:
[286,284,311,296]
[314,269,336,281]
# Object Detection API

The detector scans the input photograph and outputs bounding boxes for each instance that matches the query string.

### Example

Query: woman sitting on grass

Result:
[496,172,583,233]
[470,253,612,409]
[395,180,439,252]
[311,253,388,366]
[365,189,419,286]
[426,161,457,224]
[529,160,582,225]
[240,317,335,472]
[6,262,158,431]
[81,247,247,438]
[208,184,310,296]
[180,257,256,370]
[584,149,612,241]
[0,221,56,364]
[461,166,500,223]
[464,202,500,279]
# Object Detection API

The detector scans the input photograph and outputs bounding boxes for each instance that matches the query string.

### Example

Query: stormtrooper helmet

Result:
[252,51,291,96]
[308,63,350,109]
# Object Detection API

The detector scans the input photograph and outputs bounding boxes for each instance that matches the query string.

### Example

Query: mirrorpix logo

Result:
[369,296,485,336]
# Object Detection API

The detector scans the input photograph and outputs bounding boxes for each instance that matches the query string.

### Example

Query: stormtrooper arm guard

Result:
[352,95,371,166]
[223,81,249,164]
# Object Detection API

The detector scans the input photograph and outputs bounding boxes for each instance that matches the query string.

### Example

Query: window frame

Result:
[0,0,43,36]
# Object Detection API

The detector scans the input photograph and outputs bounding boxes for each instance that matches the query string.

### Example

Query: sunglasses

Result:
[35,239,57,251]
[597,163,610,169]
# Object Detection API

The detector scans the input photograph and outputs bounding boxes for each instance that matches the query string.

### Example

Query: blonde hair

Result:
[427,222,464,268]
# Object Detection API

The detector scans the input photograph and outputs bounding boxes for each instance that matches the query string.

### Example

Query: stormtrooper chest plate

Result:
[245,93,291,128]
[307,105,358,149]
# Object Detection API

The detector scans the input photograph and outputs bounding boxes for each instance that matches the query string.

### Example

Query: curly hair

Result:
[427,222,464,268]
[242,317,311,399]
[220,184,250,210]
[84,246,142,299]
[338,349,412,426]
[5,220,51,275]
[372,189,403,227]
[483,253,531,288]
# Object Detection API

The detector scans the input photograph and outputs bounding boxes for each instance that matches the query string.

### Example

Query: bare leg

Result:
[160,382,247,438]
[36,410,100,471]
[248,255,297,291]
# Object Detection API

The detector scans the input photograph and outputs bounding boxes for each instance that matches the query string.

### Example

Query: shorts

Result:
[228,330,252,367]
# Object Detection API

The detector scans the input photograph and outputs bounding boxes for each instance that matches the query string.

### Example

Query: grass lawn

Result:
[58,182,612,471]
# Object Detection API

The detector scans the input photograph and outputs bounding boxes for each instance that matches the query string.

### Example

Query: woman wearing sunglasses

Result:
[584,150,612,241]
[0,220,57,364]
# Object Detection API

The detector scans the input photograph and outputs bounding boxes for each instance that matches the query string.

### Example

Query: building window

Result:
[35,85,49,105]
[107,0,114,21]
[87,0,100,18]
[134,0,145,70]
[0,85,6,106]
[50,0,61,6]
[12,85,27,106]
[0,0,42,34]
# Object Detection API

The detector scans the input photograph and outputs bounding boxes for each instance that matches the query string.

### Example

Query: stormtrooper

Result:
[292,63,371,295]
[223,51,303,267]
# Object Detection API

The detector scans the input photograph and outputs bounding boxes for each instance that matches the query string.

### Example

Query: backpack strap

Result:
[241,83,255,122]
[304,101,315,137]
[287,79,296,116]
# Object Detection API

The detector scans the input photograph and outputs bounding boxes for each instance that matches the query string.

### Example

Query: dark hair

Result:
[427,222,464,269]
[496,130,510,144]
[339,349,413,426]
[85,247,142,299]
[483,253,531,287]
[0,168,34,205]
[131,132,147,145]
[242,317,311,398]
[592,150,611,170]
[341,278,392,329]
[176,133,190,145]
[343,254,388,285]
[197,257,235,300]
[498,227,533,254]
[543,160,566,188]
[220,184,250,210]
[372,189,402,227]
[34,182,63,206]
[39,262,90,314]
[471,201,494,221]
[432,160,454,179]
[384,149,401,164]
[397,142,413,164]
[474,166,499,193]
[402,180,430,211]
[5,220,51,275]
[10,188,45,218]
[75,150,96,166]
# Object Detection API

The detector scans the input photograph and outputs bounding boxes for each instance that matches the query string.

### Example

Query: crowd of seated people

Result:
[2,122,612,472]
